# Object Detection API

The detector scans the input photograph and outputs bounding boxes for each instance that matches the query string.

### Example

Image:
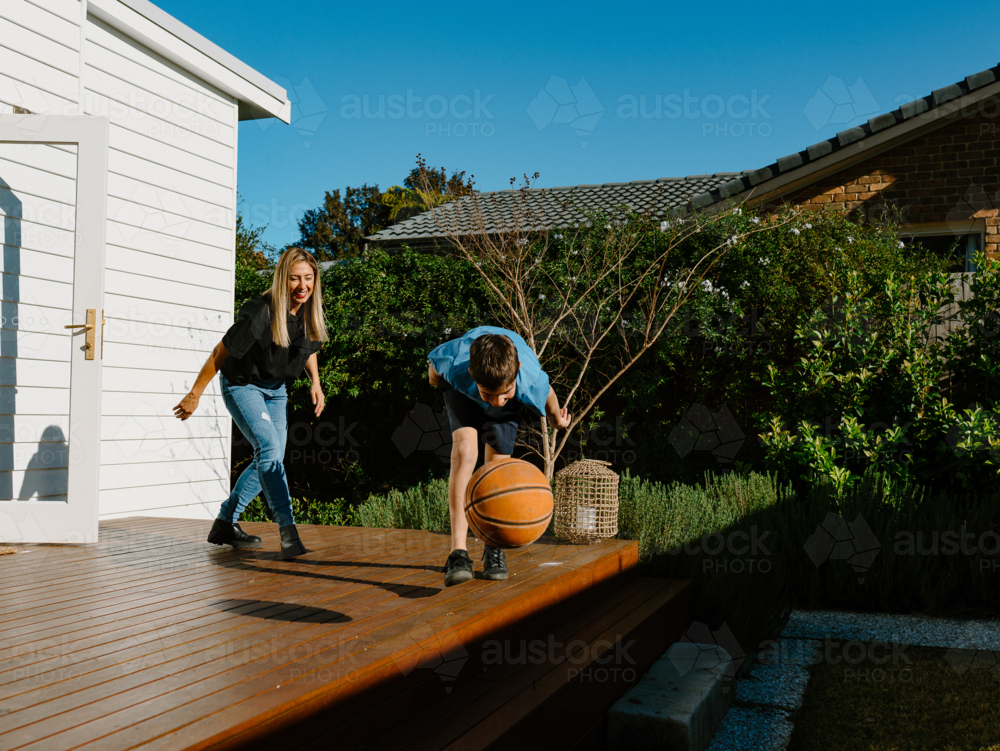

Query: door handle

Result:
[65,308,97,360]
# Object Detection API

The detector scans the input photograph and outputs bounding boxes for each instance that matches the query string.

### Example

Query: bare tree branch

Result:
[411,160,794,477]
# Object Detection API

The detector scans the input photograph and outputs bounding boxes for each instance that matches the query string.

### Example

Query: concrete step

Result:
[355,575,693,750]
[607,642,734,751]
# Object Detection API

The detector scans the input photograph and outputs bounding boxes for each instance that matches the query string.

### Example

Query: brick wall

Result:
[779,107,1000,257]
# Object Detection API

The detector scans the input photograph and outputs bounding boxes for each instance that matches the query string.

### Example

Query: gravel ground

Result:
[782,609,1000,650]
[705,608,1000,751]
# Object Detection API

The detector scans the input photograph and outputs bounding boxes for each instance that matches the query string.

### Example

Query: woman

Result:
[173,247,329,560]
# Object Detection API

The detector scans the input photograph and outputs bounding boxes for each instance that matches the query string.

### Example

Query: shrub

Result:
[760,251,1000,494]
[782,470,1000,616]
[606,207,944,485]
[241,495,355,526]
[353,476,452,532]
[617,464,1000,657]
[617,467,795,654]
[618,468,793,559]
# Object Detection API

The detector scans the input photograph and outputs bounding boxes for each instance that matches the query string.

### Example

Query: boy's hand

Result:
[428,361,444,387]
[310,381,326,417]
[547,407,571,429]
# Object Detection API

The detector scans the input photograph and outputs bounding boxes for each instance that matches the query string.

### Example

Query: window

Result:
[898,231,980,273]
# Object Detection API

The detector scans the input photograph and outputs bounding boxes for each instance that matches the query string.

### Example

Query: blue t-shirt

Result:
[427,326,550,418]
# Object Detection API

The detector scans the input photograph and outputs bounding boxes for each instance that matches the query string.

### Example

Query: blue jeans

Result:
[218,373,295,528]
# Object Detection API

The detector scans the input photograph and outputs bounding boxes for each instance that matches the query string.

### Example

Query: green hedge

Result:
[619,466,1000,654]
[241,495,355,526]
[316,467,1000,654]
[233,208,1000,502]
[617,468,793,560]
[352,476,452,532]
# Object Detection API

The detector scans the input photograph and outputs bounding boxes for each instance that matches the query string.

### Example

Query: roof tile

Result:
[899,97,930,119]
[867,112,897,133]
[369,175,735,243]
[746,166,774,186]
[931,83,964,107]
[719,178,746,198]
[776,152,804,172]
[967,69,997,90]
[836,126,867,146]
[806,140,834,160]
[690,191,717,209]
[370,63,1000,227]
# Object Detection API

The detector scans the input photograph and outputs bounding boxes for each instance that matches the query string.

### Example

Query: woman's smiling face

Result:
[288,261,314,310]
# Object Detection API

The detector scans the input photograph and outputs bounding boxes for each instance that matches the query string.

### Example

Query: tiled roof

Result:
[369,63,1000,244]
[367,174,739,244]
[686,64,1000,209]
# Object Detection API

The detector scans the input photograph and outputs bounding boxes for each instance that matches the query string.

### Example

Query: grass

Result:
[786,644,1000,750]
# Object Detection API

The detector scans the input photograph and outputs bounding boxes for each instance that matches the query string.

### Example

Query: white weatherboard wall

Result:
[0,0,86,513]
[0,141,78,503]
[84,13,236,520]
[0,0,289,523]
[0,0,82,115]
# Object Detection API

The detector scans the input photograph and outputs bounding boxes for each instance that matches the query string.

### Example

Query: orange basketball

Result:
[465,458,553,549]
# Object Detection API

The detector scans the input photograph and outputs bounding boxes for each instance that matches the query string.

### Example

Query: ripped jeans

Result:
[217,372,295,528]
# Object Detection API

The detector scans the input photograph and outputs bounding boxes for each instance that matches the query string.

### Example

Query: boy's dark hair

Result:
[469,334,519,391]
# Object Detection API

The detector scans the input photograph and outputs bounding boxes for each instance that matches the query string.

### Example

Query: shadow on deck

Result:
[0,517,692,750]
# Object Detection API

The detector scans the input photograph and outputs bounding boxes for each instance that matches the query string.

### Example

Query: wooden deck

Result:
[0,517,692,750]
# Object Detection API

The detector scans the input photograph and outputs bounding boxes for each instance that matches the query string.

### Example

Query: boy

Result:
[427,326,571,587]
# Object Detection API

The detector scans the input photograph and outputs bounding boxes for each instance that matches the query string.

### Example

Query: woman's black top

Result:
[220,293,322,386]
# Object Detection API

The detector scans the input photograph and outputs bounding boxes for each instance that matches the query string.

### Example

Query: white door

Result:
[0,115,108,544]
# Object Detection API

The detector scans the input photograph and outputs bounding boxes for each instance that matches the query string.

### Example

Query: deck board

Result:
[0,517,652,751]
[363,578,669,750]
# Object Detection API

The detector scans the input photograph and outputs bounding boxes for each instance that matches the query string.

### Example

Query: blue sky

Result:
[155,0,1000,250]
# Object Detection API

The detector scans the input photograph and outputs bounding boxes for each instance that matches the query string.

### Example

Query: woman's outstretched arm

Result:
[173,340,231,420]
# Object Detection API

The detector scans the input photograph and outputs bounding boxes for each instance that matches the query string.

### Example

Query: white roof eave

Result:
[87,0,291,123]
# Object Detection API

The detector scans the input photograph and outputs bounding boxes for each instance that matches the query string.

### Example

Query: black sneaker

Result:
[444,549,474,587]
[482,545,508,580]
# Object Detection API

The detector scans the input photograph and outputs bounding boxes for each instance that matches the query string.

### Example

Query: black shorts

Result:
[441,383,523,455]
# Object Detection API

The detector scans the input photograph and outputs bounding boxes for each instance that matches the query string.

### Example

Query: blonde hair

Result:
[267,247,329,348]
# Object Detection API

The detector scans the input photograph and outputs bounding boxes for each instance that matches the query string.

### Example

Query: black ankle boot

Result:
[279,524,308,560]
[207,519,263,549]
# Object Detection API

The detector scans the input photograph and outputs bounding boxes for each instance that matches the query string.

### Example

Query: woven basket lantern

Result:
[553,459,620,544]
